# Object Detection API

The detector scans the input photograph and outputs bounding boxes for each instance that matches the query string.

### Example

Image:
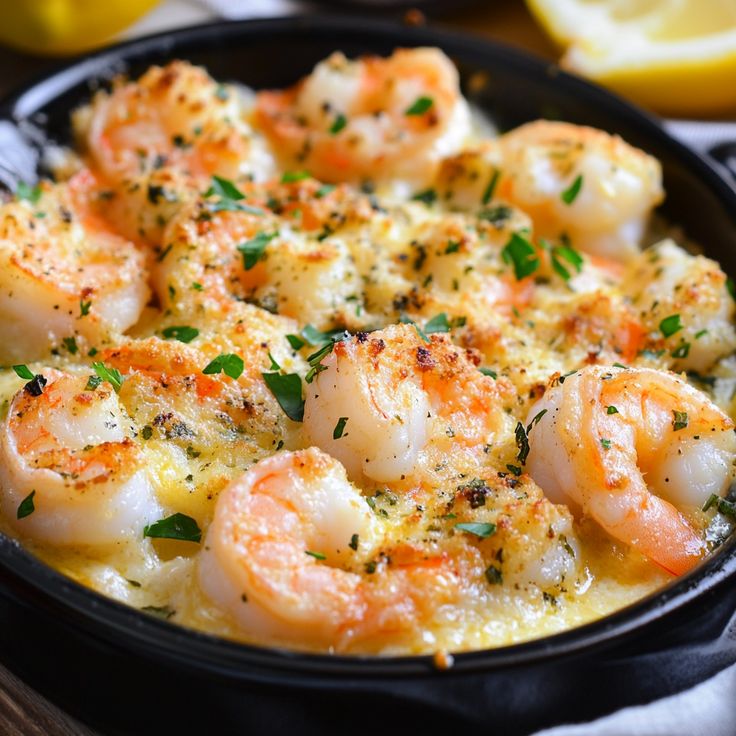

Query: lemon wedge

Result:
[0,0,159,56]
[526,0,736,115]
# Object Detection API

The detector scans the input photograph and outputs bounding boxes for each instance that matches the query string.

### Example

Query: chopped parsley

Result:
[485,565,503,585]
[237,231,277,270]
[515,421,530,465]
[482,169,500,205]
[445,240,461,254]
[141,425,153,440]
[424,313,452,334]
[262,372,305,422]
[672,410,688,431]
[79,299,92,317]
[92,362,124,392]
[671,342,690,359]
[62,336,78,355]
[551,241,584,281]
[502,232,539,280]
[412,188,437,206]
[606,405,619,415]
[281,171,310,183]
[703,494,736,518]
[329,113,347,135]
[659,314,683,338]
[455,522,496,539]
[143,513,202,543]
[203,353,244,380]
[561,174,583,205]
[12,365,34,380]
[349,533,359,551]
[405,96,434,116]
[286,334,305,350]
[479,367,497,378]
[333,416,349,439]
[16,490,35,520]
[204,175,263,215]
[17,181,41,204]
[162,325,199,344]
[600,438,612,450]
[478,205,513,226]
[85,375,103,391]
[526,409,547,433]
[305,550,326,560]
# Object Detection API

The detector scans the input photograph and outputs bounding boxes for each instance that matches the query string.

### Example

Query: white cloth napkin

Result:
[122,2,736,734]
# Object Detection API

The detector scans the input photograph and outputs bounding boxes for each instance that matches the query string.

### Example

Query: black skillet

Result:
[0,16,735,736]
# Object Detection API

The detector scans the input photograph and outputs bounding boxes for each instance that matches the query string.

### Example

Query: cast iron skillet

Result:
[0,16,735,736]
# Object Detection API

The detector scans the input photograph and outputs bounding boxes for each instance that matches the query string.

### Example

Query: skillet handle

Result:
[664,120,736,182]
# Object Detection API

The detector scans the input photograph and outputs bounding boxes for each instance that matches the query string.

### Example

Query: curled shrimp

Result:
[625,239,736,372]
[0,172,150,363]
[155,185,369,330]
[525,365,736,575]
[199,447,478,649]
[0,369,161,546]
[75,61,270,243]
[495,121,664,260]
[77,61,255,184]
[255,48,471,186]
[303,324,515,483]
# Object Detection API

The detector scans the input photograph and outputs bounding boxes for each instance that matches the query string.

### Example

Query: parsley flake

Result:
[12,365,34,380]
[144,512,202,543]
[485,565,503,585]
[405,96,434,116]
[455,522,496,539]
[561,174,584,205]
[502,232,539,280]
[660,314,683,338]
[281,171,310,183]
[203,353,244,380]
[329,114,347,135]
[92,362,124,392]
[672,410,688,431]
[482,169,500,205]
[305,550,326,560]
[262,372,305,422]
[204,175,263,215]
[162,325,199,344]
[333,416,349,439]
[16,490,35,519]
[237,231,277,270]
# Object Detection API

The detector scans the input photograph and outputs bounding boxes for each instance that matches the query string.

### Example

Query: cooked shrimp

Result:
[625,239,736,372]
[199,447,477,648]
[75,61,272,243]
[0,172,149,363]
[155,193,367,331]
[303,324,515,483]
[0,369,161,546]
[495,121,664,260]
[77,61,257,184]
[255,48,471,186]
[525,365,736,575]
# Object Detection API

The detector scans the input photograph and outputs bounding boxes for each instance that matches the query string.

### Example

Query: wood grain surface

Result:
[0,3,547,734]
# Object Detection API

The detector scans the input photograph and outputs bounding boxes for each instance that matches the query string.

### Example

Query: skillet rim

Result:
[0,14,735,680]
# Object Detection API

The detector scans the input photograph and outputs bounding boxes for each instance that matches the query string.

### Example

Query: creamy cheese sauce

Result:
[0,49,733,655]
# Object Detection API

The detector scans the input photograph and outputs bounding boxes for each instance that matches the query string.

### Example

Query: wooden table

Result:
[0,3,550,734]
